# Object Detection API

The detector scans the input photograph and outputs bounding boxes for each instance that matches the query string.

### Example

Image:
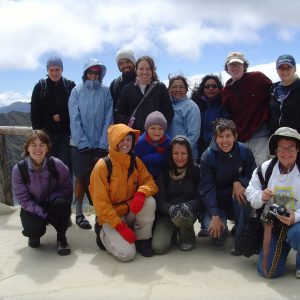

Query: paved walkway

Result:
[0,203,299,300]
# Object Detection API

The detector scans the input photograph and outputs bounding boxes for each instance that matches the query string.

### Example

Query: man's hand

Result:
[208,216,226,238]
[52,114,61,122]
[276,210,295,226]
[232,181,247,205]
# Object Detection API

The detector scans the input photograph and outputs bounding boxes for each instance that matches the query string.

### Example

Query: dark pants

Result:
[20,197,71,241]
[49,133,72,177]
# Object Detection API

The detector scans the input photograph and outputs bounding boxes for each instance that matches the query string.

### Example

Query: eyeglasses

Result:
[204,84,218,89]
[276,146,297,153]
[87,70,100,76]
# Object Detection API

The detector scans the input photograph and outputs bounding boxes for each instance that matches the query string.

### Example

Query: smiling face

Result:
[136,60,152,85]
[169,79,187,100]
[203,79,220,99]
[117,134,133,154]
[277,64,296,86]
[227,62,245,81]
[147,124,165,141]
[86,66,101,81]
[172,143,188,168]
[216,129,236,153]
[118,58,135,74]
[276,138,299,169]
[27,137,48,165]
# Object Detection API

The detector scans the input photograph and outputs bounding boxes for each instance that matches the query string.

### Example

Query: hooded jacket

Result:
[68,59,113,150]
[89,124,158,228]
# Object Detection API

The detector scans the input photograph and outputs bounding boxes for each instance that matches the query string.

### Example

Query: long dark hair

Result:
[191,74,223,102]
[168,136,194,177]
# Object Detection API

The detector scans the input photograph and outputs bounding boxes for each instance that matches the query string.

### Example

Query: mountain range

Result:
[0,101,30,113]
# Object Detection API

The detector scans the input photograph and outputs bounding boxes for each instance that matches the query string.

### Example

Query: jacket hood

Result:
[108,124,140,152]
[83,58,107,82]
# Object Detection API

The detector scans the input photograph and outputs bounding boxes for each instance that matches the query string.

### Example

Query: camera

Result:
[268,203,290,218]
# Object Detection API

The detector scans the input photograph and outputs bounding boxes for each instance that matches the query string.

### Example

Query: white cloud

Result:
[0,91,31,107]
[1,0,300,70]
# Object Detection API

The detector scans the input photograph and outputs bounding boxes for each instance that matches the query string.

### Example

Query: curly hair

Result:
[191,74,223,102]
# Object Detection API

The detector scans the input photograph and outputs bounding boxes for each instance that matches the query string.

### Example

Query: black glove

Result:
[168,203,196,228]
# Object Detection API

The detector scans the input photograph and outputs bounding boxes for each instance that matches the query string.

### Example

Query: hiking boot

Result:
[135,239,155,257]
[57,238,71,256]
[76,214,92,229]
[94,222,106,251]
[198,229,209,238]
[180,243,194,251]
[230,248,242,256]
[28,237,40,248]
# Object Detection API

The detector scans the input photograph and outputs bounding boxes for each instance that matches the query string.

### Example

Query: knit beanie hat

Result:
[144,111,167,132]
[46,56,63,71]
[116,49,136,65]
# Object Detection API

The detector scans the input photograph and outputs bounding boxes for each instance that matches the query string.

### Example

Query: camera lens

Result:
[277,205,288,216]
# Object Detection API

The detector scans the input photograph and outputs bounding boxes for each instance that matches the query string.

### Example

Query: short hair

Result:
[213,118,237,138]
[168,75,189,91]
[23,130,51,157]
[136,56,158,81]
[191,74,222,101]
[168,136,194,176]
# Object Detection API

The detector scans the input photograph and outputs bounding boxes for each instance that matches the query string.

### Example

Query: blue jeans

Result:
[203,199,251,244]
[257,222,300,278]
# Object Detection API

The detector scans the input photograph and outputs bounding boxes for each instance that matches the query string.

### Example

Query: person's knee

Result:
[287,224,300,250]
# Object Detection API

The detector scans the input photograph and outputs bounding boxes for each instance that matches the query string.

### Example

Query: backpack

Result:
[39,77,73,99]
[207,141,247,166]
[102,156,138,183]
[235,157,278,257]
[17,156,58,185]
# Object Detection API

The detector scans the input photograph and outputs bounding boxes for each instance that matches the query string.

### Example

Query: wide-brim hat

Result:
[268,127,300,155]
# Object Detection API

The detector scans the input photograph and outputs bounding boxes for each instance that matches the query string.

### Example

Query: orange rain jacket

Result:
[89,124,158,228]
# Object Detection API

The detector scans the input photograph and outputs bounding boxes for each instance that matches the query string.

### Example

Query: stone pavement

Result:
[0,203,299,300]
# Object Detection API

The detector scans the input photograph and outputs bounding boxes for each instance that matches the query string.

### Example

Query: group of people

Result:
[10,49,300,279]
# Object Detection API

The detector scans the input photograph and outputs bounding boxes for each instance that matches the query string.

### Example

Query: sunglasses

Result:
[204,84,218,89]
[87,70,101,76]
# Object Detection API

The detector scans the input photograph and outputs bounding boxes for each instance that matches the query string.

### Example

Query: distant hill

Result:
[0,111,31,171]
[0,101,30,113]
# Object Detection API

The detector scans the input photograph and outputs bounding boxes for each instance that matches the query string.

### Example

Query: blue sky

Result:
[1,0,300,106]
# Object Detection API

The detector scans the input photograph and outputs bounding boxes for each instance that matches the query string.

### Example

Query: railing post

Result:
[0,134,14,206]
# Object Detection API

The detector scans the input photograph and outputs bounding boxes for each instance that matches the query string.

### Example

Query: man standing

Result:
[222,51,272,166]
[31,56,75,173]
[110,49,136,109]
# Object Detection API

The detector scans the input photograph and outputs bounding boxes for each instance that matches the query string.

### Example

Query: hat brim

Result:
[276,62,295,68]
[268,131,300,155]
[227,58,244,64]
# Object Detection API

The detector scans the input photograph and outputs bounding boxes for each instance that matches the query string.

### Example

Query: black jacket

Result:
[155,163,201,216]
[114,81,174,132]
[109,71,136,109]
[31,77,75,134]
[269,78,300,134]
[199,141,255,217]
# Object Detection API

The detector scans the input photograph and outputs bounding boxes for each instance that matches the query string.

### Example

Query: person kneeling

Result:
[152,136,200,254]
[89,124,158,261]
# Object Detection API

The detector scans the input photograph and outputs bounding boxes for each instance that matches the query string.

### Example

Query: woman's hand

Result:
[261,188,274,203]
[208,216,226,238]
[276,210,295,226]
[232,181,247,205]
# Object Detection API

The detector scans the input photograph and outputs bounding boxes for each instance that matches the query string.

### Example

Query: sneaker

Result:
[135,239,155,257]
[57,239,71,256]
[94,222,106,251]
[296,270,300,279]
[28,237,40,248]
[180,243,194,251]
